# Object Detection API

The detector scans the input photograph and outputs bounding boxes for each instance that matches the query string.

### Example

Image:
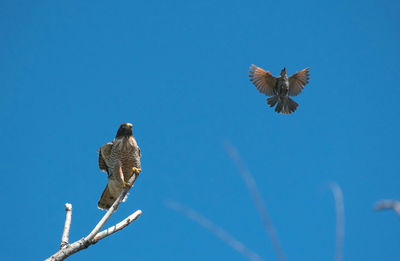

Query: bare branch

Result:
[223,141,285,261]
[374,200,400,217]
[84,177,131,243]
[60,203,72,249]
[329,183,345,261]
[46,173,141,261]
[93,210,142,243]
[166,200,264,261]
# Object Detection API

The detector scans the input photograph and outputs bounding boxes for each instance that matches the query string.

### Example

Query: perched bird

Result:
[97,123,141,210]
[249,65,310,114]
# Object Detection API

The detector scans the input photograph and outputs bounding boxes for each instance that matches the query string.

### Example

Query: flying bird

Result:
[249,65,310,114]
[97,123,141,210]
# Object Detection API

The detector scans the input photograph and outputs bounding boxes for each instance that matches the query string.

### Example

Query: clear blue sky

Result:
[1,0,399,260]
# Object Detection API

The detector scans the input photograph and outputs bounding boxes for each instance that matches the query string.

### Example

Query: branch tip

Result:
[64,203,72,211]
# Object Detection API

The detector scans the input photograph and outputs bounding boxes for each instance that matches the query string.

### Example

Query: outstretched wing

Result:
[98,142,113,174]
[288,68,310,96]
[249,64,277,96]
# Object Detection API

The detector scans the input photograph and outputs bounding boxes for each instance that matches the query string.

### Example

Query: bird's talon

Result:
[132,167,142,174]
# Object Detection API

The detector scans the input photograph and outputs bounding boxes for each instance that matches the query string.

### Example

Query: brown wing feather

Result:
[98,142,113,173]
[249,64,277,96]
[288,68,310,96]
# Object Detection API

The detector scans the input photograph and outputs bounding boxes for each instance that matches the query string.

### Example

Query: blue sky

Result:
[1,0,399,260]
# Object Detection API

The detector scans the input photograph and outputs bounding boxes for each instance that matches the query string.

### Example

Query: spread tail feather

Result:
[275,96,298,114]
[267,96,278,107]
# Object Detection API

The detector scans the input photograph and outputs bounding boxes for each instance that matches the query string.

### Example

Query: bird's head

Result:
[280,67,287,76]
[115,123,133,138]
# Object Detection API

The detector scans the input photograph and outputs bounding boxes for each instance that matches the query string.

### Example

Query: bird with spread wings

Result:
[97,123,142,210]
[249,65,310,114]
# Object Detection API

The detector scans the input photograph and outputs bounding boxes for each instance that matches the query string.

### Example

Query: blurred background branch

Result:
[374,200,400,217]
[166,200,264,261]
[223,141,286,261]
[329,183,345,261]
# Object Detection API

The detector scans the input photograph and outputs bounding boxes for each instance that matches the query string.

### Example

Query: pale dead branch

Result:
[60,203,72,249]
[329,183,345,261]
[374,200,400,217]
[46,173,142,261]
[93,210,142,243]
[166,200,264,261]
[223,141,285,261]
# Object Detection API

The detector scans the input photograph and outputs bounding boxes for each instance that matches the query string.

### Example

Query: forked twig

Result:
[46,173,142,261]
[166,200,264,261]
[223,141,285,261]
